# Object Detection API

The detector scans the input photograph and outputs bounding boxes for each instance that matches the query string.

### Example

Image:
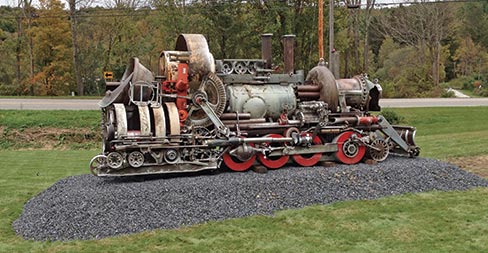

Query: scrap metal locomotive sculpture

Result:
[89,34,419,176]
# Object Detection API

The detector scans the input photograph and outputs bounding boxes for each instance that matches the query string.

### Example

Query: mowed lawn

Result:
[0,107,488,252]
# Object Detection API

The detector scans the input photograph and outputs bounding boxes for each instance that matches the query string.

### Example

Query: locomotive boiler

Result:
[89,34,419,176]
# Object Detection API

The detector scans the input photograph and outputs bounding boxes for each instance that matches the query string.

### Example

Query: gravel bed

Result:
[13,156,488,241]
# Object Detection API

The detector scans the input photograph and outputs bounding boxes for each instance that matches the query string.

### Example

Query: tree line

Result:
[0,0,487,97]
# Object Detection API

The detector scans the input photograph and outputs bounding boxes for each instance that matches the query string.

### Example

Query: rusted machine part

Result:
[282,35,295,74]
[99,58,154,107]
[257,134,290,169]
[297,91,320,99]
[393,125,417,147]
[329,116,379,126]
[175,34,215,76]
[109,102,181,140]
[158,51,191,77]
[292,134,323,167]
[223,121,302,133]
[261,34,273,69]
[336,75,369,111]
[89,155,107,176]
[99,77,130,108]
[392,125,419,157]
[377,115,419,156]
[137,104,151,135]
[165,102,181,137]
[188,72,227,127]
[223,139,256,172]
[192,89,229,137]
[296,85,321,92]
[123,58,154,104]
[306,65,339,112]
[226,84,296,119]
[333,131,366,164]
[152,106,166,137]
[220,113,252,120]
[222,118,267,125]
[94,160,220,177]
[367,139,390,162]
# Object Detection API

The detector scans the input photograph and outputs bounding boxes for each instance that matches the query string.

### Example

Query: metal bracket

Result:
[193,90,230,137]
[377,115,410,153]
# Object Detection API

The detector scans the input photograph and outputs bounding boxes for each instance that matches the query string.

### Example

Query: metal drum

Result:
[226,84,296,120]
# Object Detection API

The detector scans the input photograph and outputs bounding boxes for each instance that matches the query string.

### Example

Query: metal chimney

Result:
[261,33,273,69]
[282,34,295,74]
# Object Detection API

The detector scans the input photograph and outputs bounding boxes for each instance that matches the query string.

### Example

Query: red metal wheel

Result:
[333,131,366,164]
[257,134,289,169]
[292,134,323,167]
[223,143,256,172]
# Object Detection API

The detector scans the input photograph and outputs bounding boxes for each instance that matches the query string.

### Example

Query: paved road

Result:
[380,98,488,108]
[0,98,101,110]
[1,97,488,110]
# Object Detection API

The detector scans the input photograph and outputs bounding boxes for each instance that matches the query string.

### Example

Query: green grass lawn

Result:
[0,110,99,129]
[383,107,488,159]
[1,107,488,252]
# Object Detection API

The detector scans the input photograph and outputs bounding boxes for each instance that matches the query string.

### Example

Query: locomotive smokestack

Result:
[282,34,295,74]
[261,33,273,69]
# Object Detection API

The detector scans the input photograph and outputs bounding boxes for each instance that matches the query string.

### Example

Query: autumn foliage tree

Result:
[28,0,73,95]
[1,1,488,97]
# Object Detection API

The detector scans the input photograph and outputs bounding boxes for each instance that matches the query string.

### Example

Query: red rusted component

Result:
[178,110,188,122]
[161,63,189,125]
[257,134,290,169]
[175,63,189,125]
[278,112,289,125]
[223,152,256,172]
[292,134,323,167]
[358,116,379,125]
[334,131,366,164]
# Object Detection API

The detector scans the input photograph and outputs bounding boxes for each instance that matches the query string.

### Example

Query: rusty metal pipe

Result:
[297,91,320,98]
[330,116,379,126]
[220,113,252,120]
[297,85,321,92]
[222,118,267,125]
[261,34,273,69]
[282,35,295,74]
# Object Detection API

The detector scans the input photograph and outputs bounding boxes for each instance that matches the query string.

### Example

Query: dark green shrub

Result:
[380,110,404,125]
[441,89,456,98]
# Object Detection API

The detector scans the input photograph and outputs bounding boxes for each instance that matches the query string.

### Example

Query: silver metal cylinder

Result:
[226,84,296,120]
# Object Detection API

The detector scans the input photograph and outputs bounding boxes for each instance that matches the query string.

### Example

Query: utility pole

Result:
[329,0,334,68]
[329,0,339,78]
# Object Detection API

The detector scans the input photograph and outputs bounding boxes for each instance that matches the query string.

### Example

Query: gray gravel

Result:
[13,156,488,241]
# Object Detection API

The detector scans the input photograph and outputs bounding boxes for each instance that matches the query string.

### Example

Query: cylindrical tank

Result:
[226,84,296,119]
[336,76,369,110]
[306,66,378,112]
